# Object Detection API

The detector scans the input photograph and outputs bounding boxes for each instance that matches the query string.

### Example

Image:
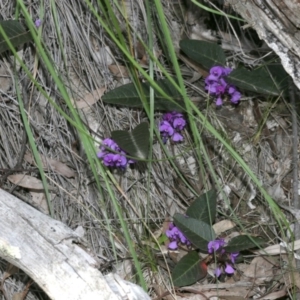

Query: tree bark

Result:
[0,189,150,300]
[226,0,300,90]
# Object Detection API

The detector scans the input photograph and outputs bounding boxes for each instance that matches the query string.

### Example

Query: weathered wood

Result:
[0,189,150,300]
[226,0,300,90]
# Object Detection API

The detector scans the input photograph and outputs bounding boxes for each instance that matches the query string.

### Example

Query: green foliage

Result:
[111,122,150,160]
[227,67,280,95]
[186,189,217,225]
[0,20,32,53]
[170,190,266,287]
[224,235,265,252]
[180,39,226,69]
[173,213,215,252]
[102,78,184,111]
[172,251,206,286]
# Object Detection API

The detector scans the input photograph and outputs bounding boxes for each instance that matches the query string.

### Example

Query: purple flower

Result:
[225,263,235,274]
[215,96,223,107]
[97,138,134,169]
[159,121,174,136]
[205,65,240,106]
[35,19,42,28]
[173,117,186,130]
[159,112,186,143]
[166,223,190,250]
[214,267,222,277]
[113,153,127,167]
[208,239,225,253]
[230,252,239,264]
[209,66,224,80]
[208,239,239,277]
[102,153,116,167]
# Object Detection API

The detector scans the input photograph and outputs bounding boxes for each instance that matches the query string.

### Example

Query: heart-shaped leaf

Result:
[102,78,184,111]
[227,67,280,95]
[111,122,149,159]
[174,213,215,252]
[224,235,265,252]
[0,20,32,54]
[180,39,226,70]
[172,251,207,287]
[186,189,217,225]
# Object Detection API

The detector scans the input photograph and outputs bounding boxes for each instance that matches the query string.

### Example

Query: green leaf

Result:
[225,235,265,252]
[172,251,207,287]
[227,67,279,96]
[0,20,32,54]
[186,189,217,225]
[111,122,150,159]
[174,214,215,252]
[179,39,226,70]
[102,78,184,111]
[265,63,289,96]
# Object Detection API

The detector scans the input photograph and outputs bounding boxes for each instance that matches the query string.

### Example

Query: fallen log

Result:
[0,188,150,300]
[226,0,300,90]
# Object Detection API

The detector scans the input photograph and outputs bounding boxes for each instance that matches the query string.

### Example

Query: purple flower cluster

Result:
[205,66,241,106]
[208,239,239,277]
[35,19,42,28]
[166,223,191,250]
[159,112,186,143]
[97,138,134,169]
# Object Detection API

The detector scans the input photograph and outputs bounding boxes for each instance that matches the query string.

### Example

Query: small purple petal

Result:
[168,241,178,250]
[230,252,239,264]
[173,117,186,130]
[230,91,241,104]
[178,231,187,244]
[113,154,127,167]
[103,153,115,167]
[215,267,222,277]
[208,239,225,253]
[227,85,236,95]
[209,66,223,80]
[225,263,235,274]
[97,150,107,158]
[35,19,42,28]
[172,132,183,142]
[159,121,174,136]
[163,112,174,122]
[215,97,223,106]
[222,67,232,76]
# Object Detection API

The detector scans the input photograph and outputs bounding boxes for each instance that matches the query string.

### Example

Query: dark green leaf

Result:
[102,78,184,111]
[172,251,207,287]
[265,63,289,96]
[179,39,226,70]
[111,122,149,159]
[227,67,279,95]
[225,235,265,252]
[186,189,217,225]
[0,20,32,54]
[174,213,215,252]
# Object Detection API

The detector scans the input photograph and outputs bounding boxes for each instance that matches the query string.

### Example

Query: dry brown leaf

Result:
[72,87,106,109]
[12,292,24,300]
[108,65,129,78]
[30,191,50,215]
[213,220,236,235]
[8,174,46,191]
[277,255,300,290]
[243,256,274,284]
[24,152,75,178]
[255,239,300,255]
[258,289,287,300]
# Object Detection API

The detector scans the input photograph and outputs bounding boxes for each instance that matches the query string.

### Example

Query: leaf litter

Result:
[0,0,298,299]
